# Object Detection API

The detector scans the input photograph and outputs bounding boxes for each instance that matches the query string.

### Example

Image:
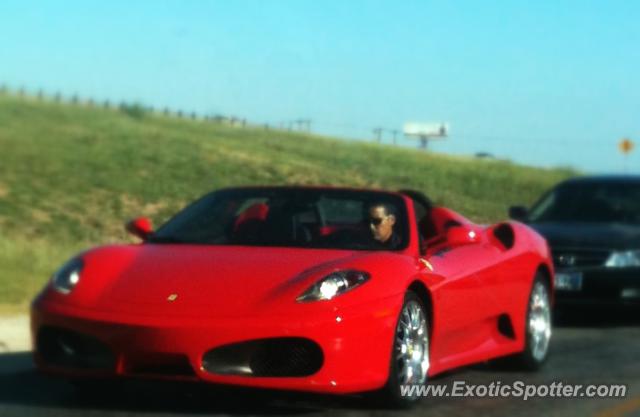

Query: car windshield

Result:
[528,182,640,224]
[149,188,409,250]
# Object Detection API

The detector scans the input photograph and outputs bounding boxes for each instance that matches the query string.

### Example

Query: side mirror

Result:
[446,225,480,247]
[126,217,153,241]
[508,205,528,221]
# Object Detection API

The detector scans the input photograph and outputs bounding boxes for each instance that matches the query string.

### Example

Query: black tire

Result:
[514,273,552,370]
[377,290,430,408]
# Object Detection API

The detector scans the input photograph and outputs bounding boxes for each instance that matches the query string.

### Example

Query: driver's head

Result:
[368,203,396,243]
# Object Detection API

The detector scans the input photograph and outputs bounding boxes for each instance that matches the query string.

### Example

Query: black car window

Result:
[529,182,640,224]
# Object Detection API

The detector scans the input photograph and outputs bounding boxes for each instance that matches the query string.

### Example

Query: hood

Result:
[76,244,366,317]
[529,222,640,250]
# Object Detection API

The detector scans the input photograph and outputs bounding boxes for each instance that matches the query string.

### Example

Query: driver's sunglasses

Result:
[369,216,386,226]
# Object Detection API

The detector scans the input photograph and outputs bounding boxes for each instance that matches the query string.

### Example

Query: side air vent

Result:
[497,314,516,339]
[492,223,515,250]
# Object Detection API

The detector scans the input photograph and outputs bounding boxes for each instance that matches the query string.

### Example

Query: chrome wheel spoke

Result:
[527,282,551,361]
[395,300,429,386]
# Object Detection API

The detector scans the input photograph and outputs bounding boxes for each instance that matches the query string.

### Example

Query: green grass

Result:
[0,94,575,306]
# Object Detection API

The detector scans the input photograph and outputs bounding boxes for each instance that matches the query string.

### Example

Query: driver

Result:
[368,202,401,249]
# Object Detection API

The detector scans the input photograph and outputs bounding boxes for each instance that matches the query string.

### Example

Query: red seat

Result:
[234,203,269,233]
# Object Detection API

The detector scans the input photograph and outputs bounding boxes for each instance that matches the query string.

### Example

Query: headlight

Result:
[605,250,640,268]
[51,258,84,294]
[297,270,370,302]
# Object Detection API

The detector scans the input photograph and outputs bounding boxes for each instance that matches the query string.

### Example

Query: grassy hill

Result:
[0,94,574,307]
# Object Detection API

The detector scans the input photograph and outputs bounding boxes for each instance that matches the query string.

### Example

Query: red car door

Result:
[423,238,504,369]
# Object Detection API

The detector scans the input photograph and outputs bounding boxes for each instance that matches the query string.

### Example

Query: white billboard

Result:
[403,122,449,138]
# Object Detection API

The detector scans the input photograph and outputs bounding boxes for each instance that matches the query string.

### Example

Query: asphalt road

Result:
[1,309,639,417]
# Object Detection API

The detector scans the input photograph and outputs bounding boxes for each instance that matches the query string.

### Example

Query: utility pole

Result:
[420,137,428,149]
[391,129,400,145]
[373,127,383,143]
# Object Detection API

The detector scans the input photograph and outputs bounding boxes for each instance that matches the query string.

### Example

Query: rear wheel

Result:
[379,291,430,407]
[517,275,552,370]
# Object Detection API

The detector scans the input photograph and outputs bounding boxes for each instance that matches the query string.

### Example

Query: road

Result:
[1,309,639,417]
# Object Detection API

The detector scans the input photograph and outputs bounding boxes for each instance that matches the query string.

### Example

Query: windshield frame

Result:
[149,187,412,251]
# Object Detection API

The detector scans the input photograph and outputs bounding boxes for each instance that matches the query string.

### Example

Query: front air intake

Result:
[37,326,116,371]
[202,337,323,377]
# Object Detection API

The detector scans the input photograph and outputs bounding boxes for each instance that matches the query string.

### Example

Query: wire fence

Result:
[0,82,635,170]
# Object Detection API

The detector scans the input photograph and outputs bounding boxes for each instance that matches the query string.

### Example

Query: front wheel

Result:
[379,291,430,407]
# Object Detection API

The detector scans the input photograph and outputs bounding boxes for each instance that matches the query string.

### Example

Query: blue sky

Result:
[1,0,638,172]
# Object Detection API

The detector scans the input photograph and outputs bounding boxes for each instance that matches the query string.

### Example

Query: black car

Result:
[510,175,640,308]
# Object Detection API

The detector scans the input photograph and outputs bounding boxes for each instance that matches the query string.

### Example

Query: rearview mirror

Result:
[508,205,528,221]
[126,217,153,241]
[446,225,480,247]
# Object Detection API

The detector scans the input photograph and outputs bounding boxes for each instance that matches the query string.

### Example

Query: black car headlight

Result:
[605,250,640,268]
[51,258,84,294]
[296,270,370,302]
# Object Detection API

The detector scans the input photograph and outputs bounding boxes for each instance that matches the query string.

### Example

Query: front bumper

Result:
[555,267,640,306]
[31,294,402,394]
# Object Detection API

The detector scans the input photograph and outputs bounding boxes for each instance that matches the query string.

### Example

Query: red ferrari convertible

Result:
[31,186,554,405]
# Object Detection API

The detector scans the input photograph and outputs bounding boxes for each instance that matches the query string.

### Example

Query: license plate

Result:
[621,288,640,299]
[554,272,583,291]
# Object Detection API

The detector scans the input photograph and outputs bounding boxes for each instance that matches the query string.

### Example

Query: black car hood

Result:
[529,222,640,250]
